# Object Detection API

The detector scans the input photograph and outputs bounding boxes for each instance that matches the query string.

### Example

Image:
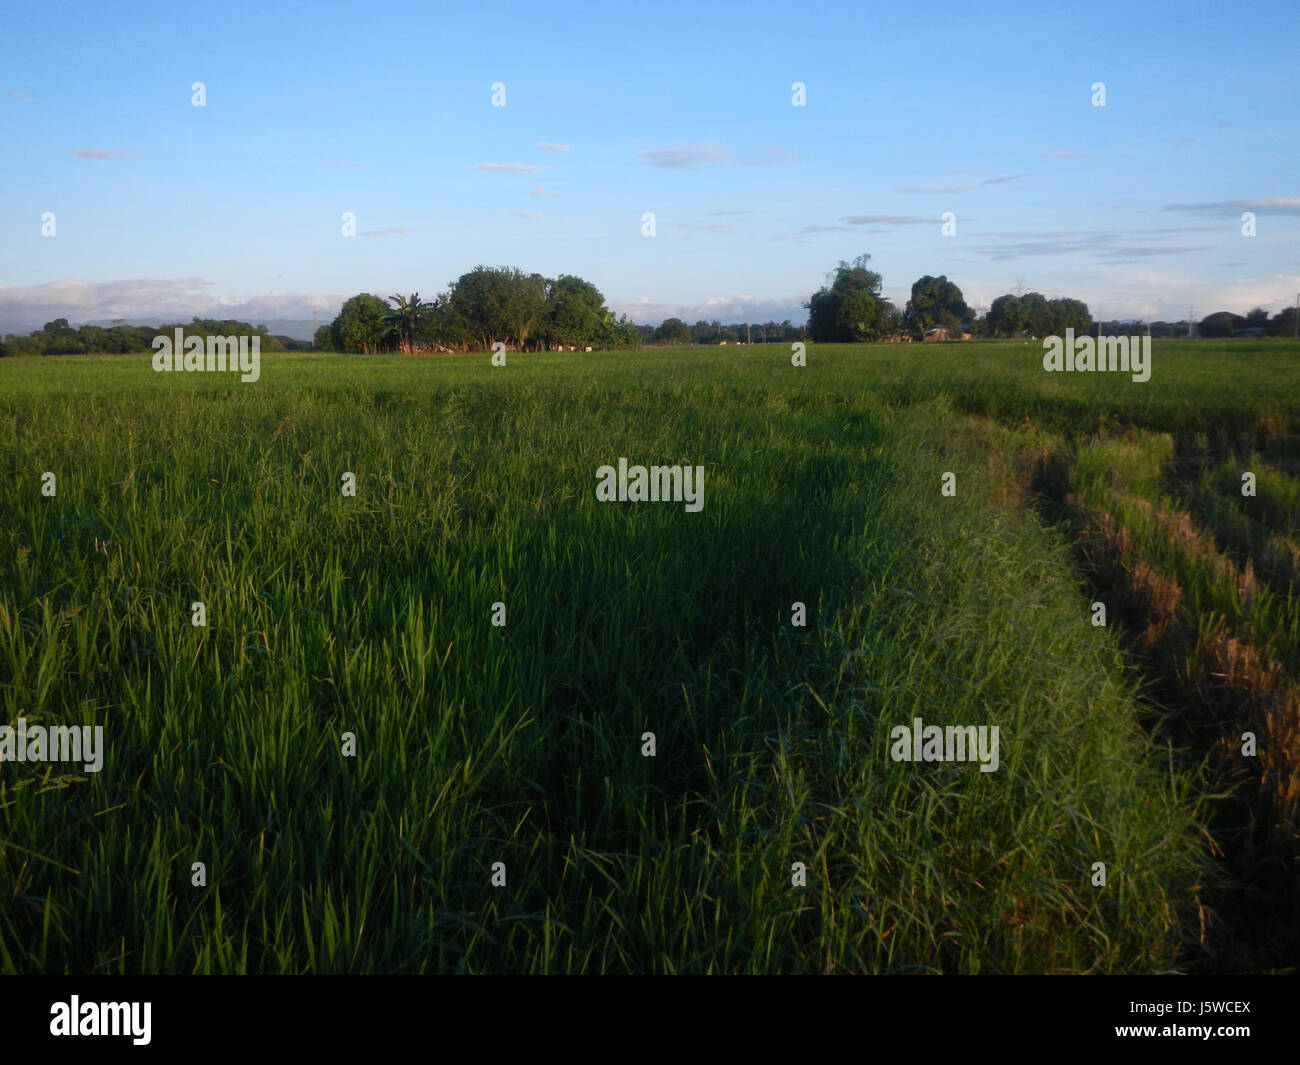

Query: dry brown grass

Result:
[1056,489,1300,859]
[1194,629,1300,842]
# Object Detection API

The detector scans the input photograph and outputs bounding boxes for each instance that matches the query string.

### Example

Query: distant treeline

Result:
[4,255,1297,357]
[0,318,313,358]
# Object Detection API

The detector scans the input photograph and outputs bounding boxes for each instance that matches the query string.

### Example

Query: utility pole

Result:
[1294,293,1298,339]
[1014,277,1026,297]
[312,309,319,347]
[1188,307,1195,338]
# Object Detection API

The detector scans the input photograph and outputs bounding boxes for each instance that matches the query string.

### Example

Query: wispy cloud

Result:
[635,143,796,169]
[739,146,797,166]
[897,174,1025,194]
[674,221,736,235]
[7,90,31,101]
[1163,197,1300,216]
[636,144,729,168]
[1045,151,1091,159]
[712,209,754,216]
[472,162,540,172]
[841,214,931,226]
[357,227,408,237]
[966,230,1216,262]
[771,225,856,241]
[75,149,137,160]
[529,186,546,195]
[972,229,1095,238]
[506,210,542,220]
[536,141,570,152]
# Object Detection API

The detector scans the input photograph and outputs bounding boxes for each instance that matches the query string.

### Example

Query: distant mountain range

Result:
[1,317,320,341]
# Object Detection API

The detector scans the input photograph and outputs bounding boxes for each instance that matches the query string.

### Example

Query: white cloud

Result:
[635,144,796,169]
[0,278,351,334]
[1071,269,1300,319]
[608,293,809,325]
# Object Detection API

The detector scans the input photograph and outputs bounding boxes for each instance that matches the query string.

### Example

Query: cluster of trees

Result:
[322,267,641,354]
[1197,306,1299,338]
[1077,308,1298,339]
[1094,319,1188,337]
[0,317,308,358]
[984,293,1092,337]
[651,318,803,345]
[805,255,898,342]
[801,257,1015,341]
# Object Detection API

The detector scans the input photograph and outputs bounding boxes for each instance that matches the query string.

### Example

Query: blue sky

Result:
[2,0,1296,333]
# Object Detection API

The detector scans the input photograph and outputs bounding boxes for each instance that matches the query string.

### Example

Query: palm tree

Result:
[386,292,428,354]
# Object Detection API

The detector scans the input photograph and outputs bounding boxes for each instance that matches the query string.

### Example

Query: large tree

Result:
[442,266,550,350]
[1198,311,1245,338]
[1018,292,1051,335]
[542,275,608,349]
[806,254,888,341]
[331,293,392,353]
[1048,297,1092,334]
[905,275,968,337]
[986,294,1025,337]
[836,290,878,342]
[655,317,692,345]
[1267,306,1299,337]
